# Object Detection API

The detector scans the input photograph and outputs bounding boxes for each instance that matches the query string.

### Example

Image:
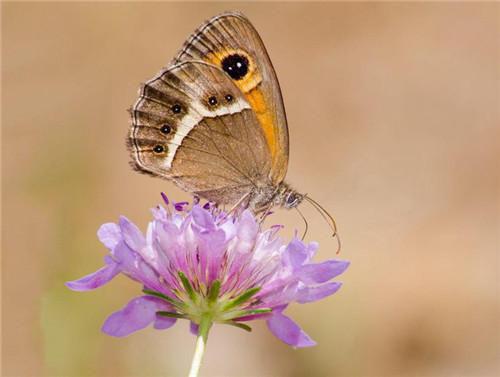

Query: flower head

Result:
[66,196,349,347]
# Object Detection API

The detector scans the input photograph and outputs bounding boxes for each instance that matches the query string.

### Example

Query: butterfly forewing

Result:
[173,12,290,185]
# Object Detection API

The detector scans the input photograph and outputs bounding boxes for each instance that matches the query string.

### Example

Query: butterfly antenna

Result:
[304,196,341,254]
[295,206,309,240]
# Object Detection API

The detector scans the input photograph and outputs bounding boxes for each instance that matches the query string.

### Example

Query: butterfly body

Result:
[245,182,303,213]
[128,12,305,214]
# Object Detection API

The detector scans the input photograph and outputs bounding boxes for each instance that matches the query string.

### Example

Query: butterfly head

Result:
[283,190,304,209]
[275,182,304,210]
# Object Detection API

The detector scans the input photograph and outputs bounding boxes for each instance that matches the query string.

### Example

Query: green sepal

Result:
[223,321,252,332]
[142,289,184,308]
[207,280,221,304]
[222,287,261,311]
[220,308,272,321]
[178,271,197,302]
[156,311,187,319]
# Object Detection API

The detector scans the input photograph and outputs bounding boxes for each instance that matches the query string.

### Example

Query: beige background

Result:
[3,2,499,376]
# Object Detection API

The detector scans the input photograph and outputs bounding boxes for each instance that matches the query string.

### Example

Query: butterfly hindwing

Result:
[173,12,290,185]
[129,61,272,204]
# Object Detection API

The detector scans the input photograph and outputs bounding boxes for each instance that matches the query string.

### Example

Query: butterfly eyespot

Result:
[221,54,249,80]
[171,104,182,114]
[208,96,218,106]
[160,124,171,134]
[225,94,233,102]
[153,145,165,154]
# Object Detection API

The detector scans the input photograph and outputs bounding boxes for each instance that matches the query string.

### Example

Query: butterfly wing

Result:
[173,12,289,185]
[128,60,272,204]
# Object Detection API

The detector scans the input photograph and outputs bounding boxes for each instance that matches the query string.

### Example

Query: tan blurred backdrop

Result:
[2,2,499,377]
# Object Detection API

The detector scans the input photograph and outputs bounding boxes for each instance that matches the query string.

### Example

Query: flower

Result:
[66,195,349,348]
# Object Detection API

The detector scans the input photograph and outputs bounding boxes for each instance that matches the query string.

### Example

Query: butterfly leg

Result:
[257,202,275,226]
[216,192,251,224]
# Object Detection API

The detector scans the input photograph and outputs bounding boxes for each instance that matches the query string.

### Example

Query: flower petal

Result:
[97,223,121,250]
[298,260,350,284]
[191,205,216,231]
[190,321,199,336]
[283,238,309,268]
[266,311,316,348]
[65,262,120,291]
[154,313,177,330]
[102,296,172,337]
[296,282,342,303]
[119,216,146,251]
[237,210,259,242]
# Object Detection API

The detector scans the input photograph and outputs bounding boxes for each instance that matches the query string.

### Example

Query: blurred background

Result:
[2,2,499,376]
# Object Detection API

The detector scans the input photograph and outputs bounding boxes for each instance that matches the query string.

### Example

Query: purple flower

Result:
[66,197,349,348]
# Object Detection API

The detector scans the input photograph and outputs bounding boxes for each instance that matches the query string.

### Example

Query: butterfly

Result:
[128,11,338,240]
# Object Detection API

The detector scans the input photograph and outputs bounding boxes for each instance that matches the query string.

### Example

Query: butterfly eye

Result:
[153,145,165,154]
[221,54,249,80]
[160,124,171,134]
[225,94,233,102]
[285,193,299,208]
[208,96,218,106]
[171,104,182,114]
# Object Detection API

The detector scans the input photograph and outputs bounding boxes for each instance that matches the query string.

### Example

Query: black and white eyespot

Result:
[153,145,165,154]
[208,96,218,106]
[160,124,171,134]
[225,94,233,102]
[171,104,182,114]
[221,54,249,80]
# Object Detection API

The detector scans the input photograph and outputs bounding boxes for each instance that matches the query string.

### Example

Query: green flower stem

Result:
[188,315,212,377]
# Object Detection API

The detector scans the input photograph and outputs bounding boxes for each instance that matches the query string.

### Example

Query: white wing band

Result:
[164,97,250,168]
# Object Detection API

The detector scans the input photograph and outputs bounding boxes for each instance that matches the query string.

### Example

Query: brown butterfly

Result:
[128,11,338,239]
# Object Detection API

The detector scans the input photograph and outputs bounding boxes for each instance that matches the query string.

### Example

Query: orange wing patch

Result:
[205,49,279,162]
[246,87,277,159]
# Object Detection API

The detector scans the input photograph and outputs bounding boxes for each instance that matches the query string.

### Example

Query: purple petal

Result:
[266,311,316,348]
[151,205,168,222]
[283,238,309,268]
[190,321,199,336]
[102,296,172,337]
[238,210,258,241]
[298,260,350,284]
[260,281,299,307]
[97,223,121,250]
[119,216,146,251]
[305,241,319,259]
[154,313,177,330]
[219,220,237,242]
[113,241,163,293]
[296,282,342,303]
[65,262,120,291]
[191,205,216,231]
